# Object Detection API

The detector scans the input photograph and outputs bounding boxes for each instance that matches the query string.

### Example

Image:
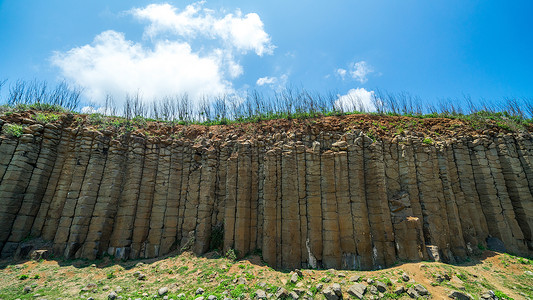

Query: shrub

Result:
[18,274,29,280]
[423,137,434,145]
[225,249,237,261]
[2,123,24,137]
[34,112,60,123]
[494,290,514,300]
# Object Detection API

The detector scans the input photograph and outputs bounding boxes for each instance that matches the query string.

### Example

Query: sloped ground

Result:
[0,250,532,300]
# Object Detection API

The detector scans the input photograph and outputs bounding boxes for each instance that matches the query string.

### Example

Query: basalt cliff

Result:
[0,112,532,270]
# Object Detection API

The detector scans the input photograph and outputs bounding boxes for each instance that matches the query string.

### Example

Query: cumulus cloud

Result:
[337,61,374,83]
[51,2,274,106]
[335,88,376,112]
[131,3,275,56]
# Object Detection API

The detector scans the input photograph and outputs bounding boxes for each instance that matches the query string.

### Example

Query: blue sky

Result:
[1,0,532,109]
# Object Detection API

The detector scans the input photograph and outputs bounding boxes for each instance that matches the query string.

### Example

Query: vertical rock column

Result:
[107,137,145,259]
[31,126,71,238]
[334,148,357,269]
[384,137,424,262]
[194,146,218,254]
[159,142,183,255]
[262,148,279,267]
[52,130,94,255]
[65,132,110,259]
[256,144,266,252]
[414,141,453,261]
[347,135,373,269]
[363,137,396,268]
[81,138,127,259]
[436,142,467,259]
[397,137,428,261]
[497,135,533,251]
[176,143,192,248]
[6,124,61,248]
[211,143,230,250]
[296,144,308,267]
[320,151,341,269]
[235,142,252,259]
[249,145,260,252]
[41,128,81,241]
[281,146,301,269]
[0,132,42,255]
[146,141,172,257]
[452,138,489,252]
[469,138,519,252]
[130,139,160,259]
[223,147,238,253]
[179,144,203,251]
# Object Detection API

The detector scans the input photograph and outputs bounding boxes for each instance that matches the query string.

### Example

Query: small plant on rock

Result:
[225,249,237,261]
[2,123,24,137]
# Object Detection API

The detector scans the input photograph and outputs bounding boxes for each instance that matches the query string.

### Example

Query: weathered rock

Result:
[158,287,169,296]
[255,289,267,299]
[449,291,472,300]
[401,273,410,282]
[349,275,360,282]
[196,288,205,295]
[375,281,387,293]
[480,290,497,300]
[322,286,339,300]
[414,284,429,296]
[275,287,289,299]
[290,272,299,283]
[347,283,366,299]
[394,286,405,295]
[368,285,378,295]
[30,250,48,260]
[289,291,299,299]
[406,287,420,298]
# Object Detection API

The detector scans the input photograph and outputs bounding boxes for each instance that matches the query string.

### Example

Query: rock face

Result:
[1,118,533,270]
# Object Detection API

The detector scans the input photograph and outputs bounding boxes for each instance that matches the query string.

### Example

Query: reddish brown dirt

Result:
[2,110,531,141]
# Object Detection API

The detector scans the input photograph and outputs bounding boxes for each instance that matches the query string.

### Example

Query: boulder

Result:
[158,287,169,296]
[347,283,366,299]
[449,291,472,300]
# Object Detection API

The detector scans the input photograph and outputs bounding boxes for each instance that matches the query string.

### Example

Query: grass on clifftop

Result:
[1,80,533,135]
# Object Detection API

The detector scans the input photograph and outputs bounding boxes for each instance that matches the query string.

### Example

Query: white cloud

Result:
[255,74,288,90]
[52,31,229,102]
[337,61,374,83]
[52,2,274,107]
[350,61,373,83]
[131,3,275,56]
[335,88,376,112]
[256,76,276,86]
[336,68,347,79]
